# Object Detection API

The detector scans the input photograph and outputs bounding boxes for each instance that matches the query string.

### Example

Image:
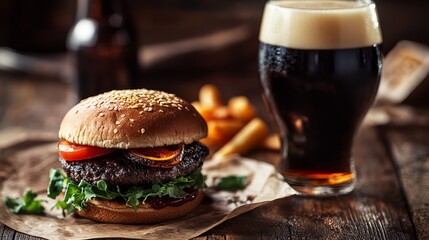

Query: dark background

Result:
[1,0,428,53]
[0,0,428,105]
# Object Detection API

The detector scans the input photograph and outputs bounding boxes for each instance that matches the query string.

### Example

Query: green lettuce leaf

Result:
[2,190,45,215]
[47,168,68,199]
[216,175,247,191]
[48,167,205,215]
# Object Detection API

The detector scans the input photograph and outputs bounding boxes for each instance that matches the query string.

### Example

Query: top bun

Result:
[59,89,207,149]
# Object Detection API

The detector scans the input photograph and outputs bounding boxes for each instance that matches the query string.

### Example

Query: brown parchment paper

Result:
[0,130,296,240]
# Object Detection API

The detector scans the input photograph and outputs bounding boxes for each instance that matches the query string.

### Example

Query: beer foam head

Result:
[259,0,382,49]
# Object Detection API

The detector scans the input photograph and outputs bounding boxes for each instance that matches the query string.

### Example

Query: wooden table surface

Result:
[0,55,428,240]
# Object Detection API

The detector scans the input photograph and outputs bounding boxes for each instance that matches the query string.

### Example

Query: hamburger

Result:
[47,89,209,224]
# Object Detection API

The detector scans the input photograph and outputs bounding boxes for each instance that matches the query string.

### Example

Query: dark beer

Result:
[68,0,139,100]
[259,43,382,183]
[258,0,382,195]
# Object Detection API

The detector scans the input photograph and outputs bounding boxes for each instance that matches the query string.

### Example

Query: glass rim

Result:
[266,0,376,11]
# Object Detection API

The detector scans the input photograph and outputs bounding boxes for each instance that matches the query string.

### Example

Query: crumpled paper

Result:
[0,132,295,240]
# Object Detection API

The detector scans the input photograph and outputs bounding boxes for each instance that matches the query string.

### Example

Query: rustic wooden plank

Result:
[1,223,16,240]
[0,223,5,238]
[0,223,43,240]
[13,231,40,240]
[0,72,72,132]
[380,126,429,240]
[201,127,416,239]
[0,65,419,239]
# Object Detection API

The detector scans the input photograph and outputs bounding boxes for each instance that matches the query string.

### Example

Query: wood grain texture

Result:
[0,224,41,240]
[199,128,416,239]
[0,70,424,239]
[0,73,72,132]
[381,126,429,240]
[1,223,16,240]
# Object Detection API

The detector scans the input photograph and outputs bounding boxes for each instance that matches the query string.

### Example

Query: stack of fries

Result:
[192,84,280,159]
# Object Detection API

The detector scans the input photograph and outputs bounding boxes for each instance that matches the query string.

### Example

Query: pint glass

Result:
[258,0,382,196]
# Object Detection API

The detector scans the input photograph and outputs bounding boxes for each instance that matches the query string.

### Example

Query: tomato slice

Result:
[57,140,113,161]
[128,145,184,161]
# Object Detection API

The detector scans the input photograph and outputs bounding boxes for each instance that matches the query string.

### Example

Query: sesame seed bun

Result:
[59,89,208,148]
[76,190,204,224]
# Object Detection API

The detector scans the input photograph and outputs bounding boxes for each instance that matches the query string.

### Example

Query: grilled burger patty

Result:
[60,142,208,187]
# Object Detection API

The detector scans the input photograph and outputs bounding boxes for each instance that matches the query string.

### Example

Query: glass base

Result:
[284,170,356,197]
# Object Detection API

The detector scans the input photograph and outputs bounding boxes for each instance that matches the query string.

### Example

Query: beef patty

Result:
[60,142,208,187]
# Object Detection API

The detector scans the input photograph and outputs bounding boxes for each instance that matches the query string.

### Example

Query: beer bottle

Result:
[67,0,139,100]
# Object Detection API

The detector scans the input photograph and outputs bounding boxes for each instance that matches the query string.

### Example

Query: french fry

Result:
[259,134,281,151]
[207,119,245,143]
[194,84,265,155]
[212,106,231,120]
[191,101,213,121]
[200,137,221,151]
[199,84,222,109]
[213,118,269,159]
[227,96,256,122]
[202,120,241,153]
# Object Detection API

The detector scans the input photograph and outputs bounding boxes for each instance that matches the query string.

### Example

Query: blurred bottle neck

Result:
[68,0,137,50]
[76,0,124,21]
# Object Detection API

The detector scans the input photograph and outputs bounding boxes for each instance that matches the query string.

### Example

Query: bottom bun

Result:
[76,190,204,224]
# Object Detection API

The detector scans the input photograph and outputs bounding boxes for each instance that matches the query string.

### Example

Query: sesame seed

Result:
[114,128,118,134]
[115,121,121,125]
[84,89,187,116]
[99,112,105,117]
[159,110,163,113]
[141,128,145,134]
[129,119,135,122]
[121,114,125,118]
